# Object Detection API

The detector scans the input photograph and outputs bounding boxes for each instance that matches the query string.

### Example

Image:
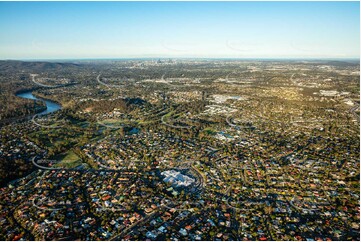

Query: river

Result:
[16,91,61,115]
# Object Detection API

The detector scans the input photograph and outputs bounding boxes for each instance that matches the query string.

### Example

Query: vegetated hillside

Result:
[293,60,360,68]
[0,94,46,122]
[0,60,81,72]
[324,60,360,67]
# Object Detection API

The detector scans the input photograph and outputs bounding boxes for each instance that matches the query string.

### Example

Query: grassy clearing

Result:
[52,150,82,169]
[203,127,217,135]
[163,110,176,119]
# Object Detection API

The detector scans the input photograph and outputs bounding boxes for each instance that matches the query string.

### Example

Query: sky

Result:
[0,1,359,59]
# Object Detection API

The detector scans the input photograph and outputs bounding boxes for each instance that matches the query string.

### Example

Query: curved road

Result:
[32,156,138,173]
[161,114,192,129]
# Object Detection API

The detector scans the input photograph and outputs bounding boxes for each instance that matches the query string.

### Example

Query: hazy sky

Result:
[0,1,359,59]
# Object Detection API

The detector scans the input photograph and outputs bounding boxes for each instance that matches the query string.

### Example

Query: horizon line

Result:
[1,57,360,62]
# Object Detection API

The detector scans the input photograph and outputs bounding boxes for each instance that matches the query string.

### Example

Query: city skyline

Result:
[0,1,360,59]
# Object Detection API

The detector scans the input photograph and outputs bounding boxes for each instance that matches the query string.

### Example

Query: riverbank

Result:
[16,91,61,115]
[0,91,62,127]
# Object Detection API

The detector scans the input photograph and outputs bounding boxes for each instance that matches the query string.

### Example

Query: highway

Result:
[349,104,360,124]
[32,156,138,174]
[30,74,62,88]
[97,73,126,88]
[161,113,192,129]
